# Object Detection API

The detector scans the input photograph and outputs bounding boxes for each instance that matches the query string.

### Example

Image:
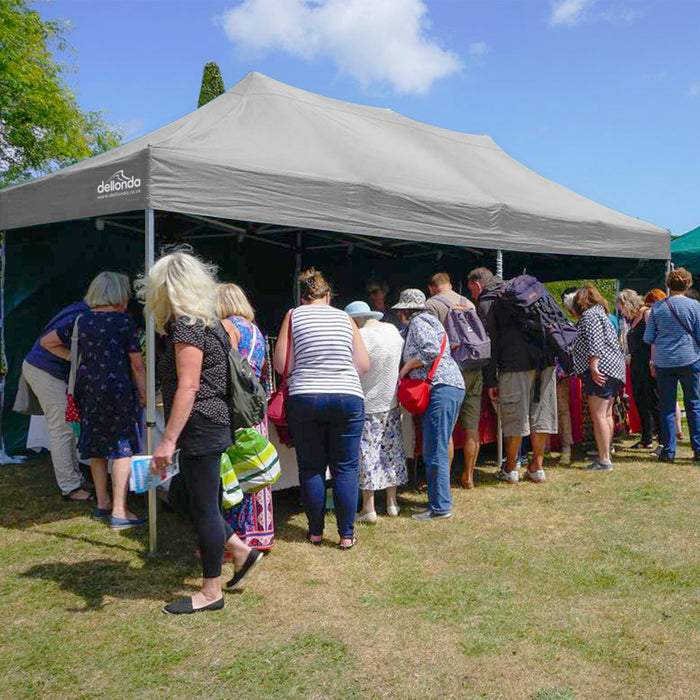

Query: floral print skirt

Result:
[359,406,408,491]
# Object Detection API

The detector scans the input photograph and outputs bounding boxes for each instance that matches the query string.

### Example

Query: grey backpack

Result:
[434,294,491,371]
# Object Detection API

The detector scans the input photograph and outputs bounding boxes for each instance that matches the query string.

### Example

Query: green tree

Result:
[0,0,121,186]
[198,61,225,107]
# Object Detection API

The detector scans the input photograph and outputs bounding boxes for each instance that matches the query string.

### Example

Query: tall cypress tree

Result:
[198,62,225,107]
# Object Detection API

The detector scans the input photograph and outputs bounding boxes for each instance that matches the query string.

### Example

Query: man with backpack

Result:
[426,272,490,489]
[467,267,561,484]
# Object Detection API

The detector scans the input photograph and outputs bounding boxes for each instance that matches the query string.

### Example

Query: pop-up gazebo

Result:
[0,72,671,552]
[671,226,700,272]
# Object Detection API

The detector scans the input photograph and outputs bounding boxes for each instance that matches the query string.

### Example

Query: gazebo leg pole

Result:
[145,208,157,556]
[294,231,302,306]
[495,249,504,470]
[665,259,672,294]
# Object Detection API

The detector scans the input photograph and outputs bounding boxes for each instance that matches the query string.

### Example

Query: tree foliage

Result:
[198,61,225,107]
[0,0,121,186]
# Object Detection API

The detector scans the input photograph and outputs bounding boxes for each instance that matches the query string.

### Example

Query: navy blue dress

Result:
[58,311,141,459]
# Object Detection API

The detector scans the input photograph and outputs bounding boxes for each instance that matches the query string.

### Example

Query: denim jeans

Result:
[422,384,465,515]
[655,358,700,458]
[287,393,365,538]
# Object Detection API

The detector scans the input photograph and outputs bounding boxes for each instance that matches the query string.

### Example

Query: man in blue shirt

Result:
[644,267,700,462]
[22,300,91,498]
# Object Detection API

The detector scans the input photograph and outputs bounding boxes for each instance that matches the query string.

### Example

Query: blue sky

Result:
[39,0,699,235]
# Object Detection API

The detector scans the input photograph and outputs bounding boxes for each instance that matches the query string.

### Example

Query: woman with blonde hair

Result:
[644,268,700,463]
[616,288,660,449]
[136,251,262,614]
[572,286,625,471]
[42,272,146,526]
[217,283,275,551]
[274,268,369,549]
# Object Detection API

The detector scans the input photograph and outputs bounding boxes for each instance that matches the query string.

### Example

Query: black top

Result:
[160,317,230,426]
[476,276,553,387]
[628,315,651,372]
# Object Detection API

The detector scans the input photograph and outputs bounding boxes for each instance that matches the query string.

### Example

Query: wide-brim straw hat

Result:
[344,300,383,321]
[392,288,427,310]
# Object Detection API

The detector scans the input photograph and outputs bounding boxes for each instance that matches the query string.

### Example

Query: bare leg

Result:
[448,437,454,473]
[360,490,375,515]
[90,458,111,510]
[225,532,254,568]
[505,435,522,472]
[110,457,138,519]
[461,428,480,488]
[529,432,548,471]
[676,404,683,439]
[386,486,398,510]
[190,576,223,609]
[588,395,613,463]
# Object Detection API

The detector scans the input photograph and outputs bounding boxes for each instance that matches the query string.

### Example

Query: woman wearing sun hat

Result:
[344,300,407,523]
[394,289,465,520]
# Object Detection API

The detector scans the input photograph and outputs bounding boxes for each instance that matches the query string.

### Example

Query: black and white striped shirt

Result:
[288,305,364,399]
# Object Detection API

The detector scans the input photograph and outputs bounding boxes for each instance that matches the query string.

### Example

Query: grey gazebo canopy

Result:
[0,72,669,261]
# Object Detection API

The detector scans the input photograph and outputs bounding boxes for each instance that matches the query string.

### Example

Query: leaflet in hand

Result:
[129,451,180,494]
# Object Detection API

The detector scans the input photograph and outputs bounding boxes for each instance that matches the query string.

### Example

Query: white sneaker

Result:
[523,468,546,483]
[386,505,400,517]
[495,468,519,484]
[411,509,452,521]
[357,511,377,524]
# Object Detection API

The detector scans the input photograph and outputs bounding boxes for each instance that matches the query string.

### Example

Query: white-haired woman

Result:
[42,272,147,527]
[216,283,274,551]
[616,288,659,449]
[136,251,262,615]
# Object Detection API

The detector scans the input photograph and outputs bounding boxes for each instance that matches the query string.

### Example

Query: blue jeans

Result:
[423,384,465,515]
[655,359,700,458]
[287,394,365,538]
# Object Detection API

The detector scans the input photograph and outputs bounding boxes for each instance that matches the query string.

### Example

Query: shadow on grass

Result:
[20,557,195,612]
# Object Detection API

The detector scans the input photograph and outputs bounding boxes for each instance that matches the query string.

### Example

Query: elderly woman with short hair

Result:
[43,272,147,526]
[395,289,464,520]
[137,252,262,614]
[616,288,660,449]
[644,268,700,463]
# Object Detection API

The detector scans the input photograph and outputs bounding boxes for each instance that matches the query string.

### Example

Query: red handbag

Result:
[267,311,292,426]
[397,333,447,415]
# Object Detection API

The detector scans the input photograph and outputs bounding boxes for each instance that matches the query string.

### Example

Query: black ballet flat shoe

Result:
[162,596,224,615]
[226,550,264,589]
[338,536,357,551]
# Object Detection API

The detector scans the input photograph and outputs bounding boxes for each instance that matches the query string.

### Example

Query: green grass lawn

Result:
[3,432,700,700]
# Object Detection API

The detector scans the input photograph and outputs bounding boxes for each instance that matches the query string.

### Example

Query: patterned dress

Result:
[57,311,141,459]
[225,316,275,551]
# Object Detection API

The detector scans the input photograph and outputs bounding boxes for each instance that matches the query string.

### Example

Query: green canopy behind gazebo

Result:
[671,226,700,272]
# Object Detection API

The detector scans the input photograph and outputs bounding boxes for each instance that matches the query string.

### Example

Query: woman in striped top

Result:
[274,268,369,549]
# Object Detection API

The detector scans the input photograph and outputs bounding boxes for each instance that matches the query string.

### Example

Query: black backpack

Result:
[502,274,577,374]
[213,322,267,431]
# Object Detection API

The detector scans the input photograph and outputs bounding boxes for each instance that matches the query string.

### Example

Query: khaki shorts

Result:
[458,369,483,432]
[499,367,558,438]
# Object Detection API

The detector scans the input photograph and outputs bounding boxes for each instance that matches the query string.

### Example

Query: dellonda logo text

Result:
[96,169,141,198]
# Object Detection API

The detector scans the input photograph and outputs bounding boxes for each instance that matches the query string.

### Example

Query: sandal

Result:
[338,536,357,550]
[308,535,323,546]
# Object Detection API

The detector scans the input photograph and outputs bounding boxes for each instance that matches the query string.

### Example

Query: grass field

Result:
[3,432,700,700]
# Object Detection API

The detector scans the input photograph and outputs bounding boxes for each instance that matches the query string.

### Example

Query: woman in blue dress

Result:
[217,283,275,550]
[45,272,147,529]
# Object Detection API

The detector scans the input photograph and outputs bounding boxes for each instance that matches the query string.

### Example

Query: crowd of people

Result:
[19,248,700,614]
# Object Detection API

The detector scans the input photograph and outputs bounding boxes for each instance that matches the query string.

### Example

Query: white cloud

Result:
[688,82,700,98]
[220,0,462,95]
[549,0,595,27]
[549,0,641,27]
[468,41,488,57]
[121,118,146,141]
